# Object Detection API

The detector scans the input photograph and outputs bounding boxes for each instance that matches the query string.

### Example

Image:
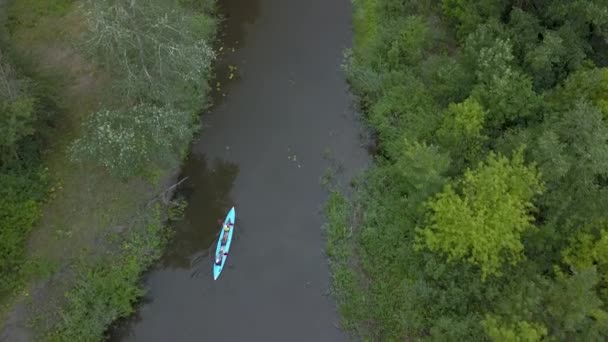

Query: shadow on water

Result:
[108,154,238,340]
[219,0,261,47]
[160,154,239,270]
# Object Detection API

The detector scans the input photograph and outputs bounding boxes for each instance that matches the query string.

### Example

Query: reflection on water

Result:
[207,0,261,109]
[160,154,239,270]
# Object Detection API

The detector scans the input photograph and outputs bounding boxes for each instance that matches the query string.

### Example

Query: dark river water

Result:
[112,0,368,340]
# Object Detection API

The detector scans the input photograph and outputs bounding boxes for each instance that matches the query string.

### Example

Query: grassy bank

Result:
[1,0,218,340]
[329,0,608,340]
[324,191,369,338]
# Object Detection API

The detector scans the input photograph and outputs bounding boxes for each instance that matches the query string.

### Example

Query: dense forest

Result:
[328,0,608,340]
[0,0,217,340]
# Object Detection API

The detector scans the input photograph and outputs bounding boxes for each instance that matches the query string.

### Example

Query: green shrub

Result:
[69,104,195,179]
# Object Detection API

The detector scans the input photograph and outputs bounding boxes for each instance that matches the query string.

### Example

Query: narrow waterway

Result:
[112,0,368,340]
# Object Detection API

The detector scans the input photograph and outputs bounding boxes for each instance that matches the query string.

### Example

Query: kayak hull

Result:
[213,207,235,280]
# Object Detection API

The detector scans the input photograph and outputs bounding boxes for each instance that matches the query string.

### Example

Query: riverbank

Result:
[0,1,218,340]
[330,0,608,340]
[108,0,370,340]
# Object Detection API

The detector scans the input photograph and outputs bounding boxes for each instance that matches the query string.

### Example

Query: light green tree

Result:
[482,315,547,342]
[417,150,543,278]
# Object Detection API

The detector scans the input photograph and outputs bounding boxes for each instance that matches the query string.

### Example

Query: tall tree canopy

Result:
[332,0,608,340]
[418,151,542,278]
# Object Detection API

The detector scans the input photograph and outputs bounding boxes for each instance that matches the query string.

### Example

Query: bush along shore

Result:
[0,0,218,340]
[327,0,608,340]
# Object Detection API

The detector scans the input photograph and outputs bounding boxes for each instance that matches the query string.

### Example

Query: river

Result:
[112,0,368,340]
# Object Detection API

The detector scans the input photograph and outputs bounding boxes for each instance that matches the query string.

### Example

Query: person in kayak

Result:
[220,219,232,245]
[215,246,228,265]
[217,218,234,228]
[221,231,229,245]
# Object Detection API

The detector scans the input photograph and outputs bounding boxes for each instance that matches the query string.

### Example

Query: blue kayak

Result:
[213,207,235,280]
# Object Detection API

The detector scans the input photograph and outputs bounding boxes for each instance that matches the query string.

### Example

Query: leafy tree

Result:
[524,30,570,89]
[0,171,45,295]
[544,268,608,340]
[475,67,540,132]
[384,139,450,217]
[482,315,547,342]
[548,67,608,119]
[386,16,432,68]
[507,8,542,63]
[80,0,216,110]
[474,38,514,83]
[441,0,506,39]
[562,223,608,302]
[0,50,47,298]
[0,52,36,162]
[333,0,608,340]
[546,0,608,40]
[369,73,440,144]
[417,150,543,279]
[531,102,608,230]
[437,97,488,172]
[69,104,194,178]
[462,35,542,131]
[420,54,474,106]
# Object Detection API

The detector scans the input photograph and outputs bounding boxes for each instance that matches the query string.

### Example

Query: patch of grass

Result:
[320,150,345,190]
[7,0,74,32]
[352,0,379,58]
[324,192,368,336]
[320,167,336,189]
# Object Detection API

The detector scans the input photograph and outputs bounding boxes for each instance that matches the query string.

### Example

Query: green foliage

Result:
[70,0,218,178]
[386,16,431,68]
[482,315,547,342]
[334,0,608,339]
[0,0,218,338]
[545,268,608,340]
[50,207,168,342]
[562,223,608,303]
[80,0,216,111]
[0,49,49,300]
[442,0,506,39]
[0,170,46,297]
[473,67,540,132]
[548,67,608,119]
[524,30,572,90]
[50,258,144,342]
[437,97,487,171]
[417,151,542,278]
[0,52,37,161]
[532,102,608,232]
[7,0,74,32]
[384,139,450,213]
[69,104,195,178]
[368,73,441,144]
[324,192,368,335]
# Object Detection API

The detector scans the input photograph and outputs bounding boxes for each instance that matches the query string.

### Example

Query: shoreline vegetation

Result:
[0,0,218,340]
[328,0,608,340]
